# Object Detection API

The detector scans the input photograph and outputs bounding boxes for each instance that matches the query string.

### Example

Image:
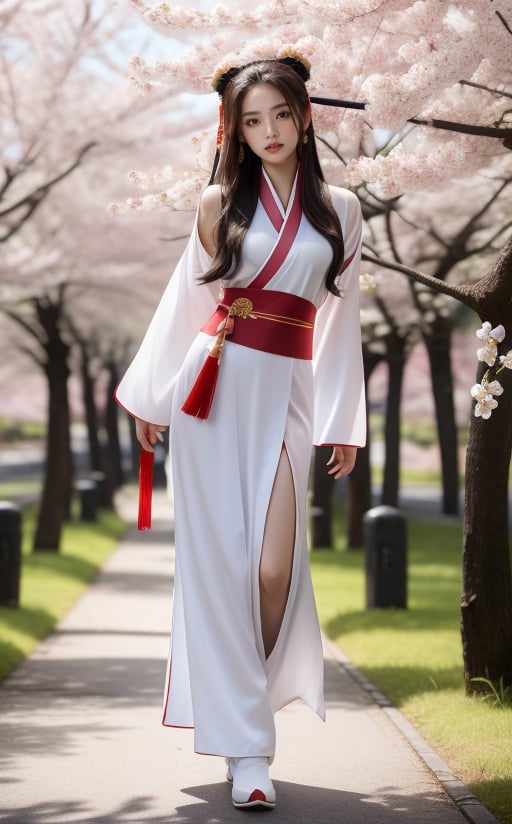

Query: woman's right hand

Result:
[135,418,169,452]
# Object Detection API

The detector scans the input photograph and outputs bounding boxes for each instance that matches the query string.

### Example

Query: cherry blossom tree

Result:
[357,171,511,518]
[0,0,203,550]
[123,0,512,692]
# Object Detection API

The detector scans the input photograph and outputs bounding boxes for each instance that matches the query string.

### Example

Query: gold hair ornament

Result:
[211,51,311,97]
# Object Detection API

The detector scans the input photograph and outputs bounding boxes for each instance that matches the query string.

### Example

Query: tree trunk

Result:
[80,349,114,508]
[381,338,406,507]
[310,446,335,548]
[311,351,381,549]
[33,341,72,551]
[461,364,512,690]
[81,350,103,473]
[347,352,379,548]
[105,361,124,489]
[128,415,139,481]
[458,240,512,692]
[347,442,371,548]
[424,322,460,514]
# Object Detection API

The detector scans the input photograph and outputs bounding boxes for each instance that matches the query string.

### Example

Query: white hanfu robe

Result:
[116,172,366,758]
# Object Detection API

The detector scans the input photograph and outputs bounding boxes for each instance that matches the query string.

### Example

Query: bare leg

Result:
[259,447,296,659]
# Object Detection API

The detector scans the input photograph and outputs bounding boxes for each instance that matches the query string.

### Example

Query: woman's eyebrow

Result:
[242,102,289,116]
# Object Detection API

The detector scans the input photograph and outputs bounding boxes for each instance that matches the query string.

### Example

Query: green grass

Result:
[0,479,41,499]
[0,420,46,440]
[0,504,127,680]
[368,413,468,449]
[310,508,512,824]
[371,466,444,486]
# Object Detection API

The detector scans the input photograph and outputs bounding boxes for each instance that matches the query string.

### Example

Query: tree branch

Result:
[316,135,348,167]
[361,250,474,306]
[0,195,45,242]
[483,218,512,250]
[311,97,512,144]
[0,141,97,222]
[433,179,512,280]
[374,291,398,335]
[17,343,45,370]
[158,234,190,242]
[407,116,512,142]
[384,211,403,264]
[357,185,402,222]
[4,308,44,344]
[496,9,512,36]
[459,79,512,101]
[0,165,14,201]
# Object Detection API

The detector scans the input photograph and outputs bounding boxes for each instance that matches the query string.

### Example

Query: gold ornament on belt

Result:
[229,297,253,317]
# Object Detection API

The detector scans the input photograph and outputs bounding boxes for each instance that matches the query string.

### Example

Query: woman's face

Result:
[239,82,301,169]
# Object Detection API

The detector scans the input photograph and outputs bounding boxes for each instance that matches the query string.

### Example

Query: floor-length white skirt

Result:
[162,331,325,757]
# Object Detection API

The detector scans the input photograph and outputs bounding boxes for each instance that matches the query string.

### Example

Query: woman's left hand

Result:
[326,445,357,480]
[135,418,169,452]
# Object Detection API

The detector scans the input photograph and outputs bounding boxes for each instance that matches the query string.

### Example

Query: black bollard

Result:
[75,479,98,522]
[0,502,22,607]
[364,505,407,608]
[90,471,109,507]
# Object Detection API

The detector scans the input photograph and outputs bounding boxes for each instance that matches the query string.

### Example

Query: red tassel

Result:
[138,449,154,530]
[181,354,220,419]
[181,327,226,419]
[216,100,224,149]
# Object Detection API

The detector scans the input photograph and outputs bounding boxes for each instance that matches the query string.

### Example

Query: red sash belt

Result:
[181,163,310,423]
[202,287,316,360]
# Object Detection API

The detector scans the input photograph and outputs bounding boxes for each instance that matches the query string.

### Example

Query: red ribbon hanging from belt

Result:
[138,448,154,530]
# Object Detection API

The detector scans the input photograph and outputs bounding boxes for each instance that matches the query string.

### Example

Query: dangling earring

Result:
[239,143,245,163]
[303,133,309,144]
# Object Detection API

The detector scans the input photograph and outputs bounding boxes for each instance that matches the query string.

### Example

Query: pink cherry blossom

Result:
[127,0,510,200]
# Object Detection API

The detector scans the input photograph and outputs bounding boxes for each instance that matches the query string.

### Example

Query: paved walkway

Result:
[0,491,499,824]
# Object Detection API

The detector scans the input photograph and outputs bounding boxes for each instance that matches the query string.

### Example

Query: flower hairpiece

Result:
[277,48,311,73]
[211,51,311,96]
[211,65,240,95]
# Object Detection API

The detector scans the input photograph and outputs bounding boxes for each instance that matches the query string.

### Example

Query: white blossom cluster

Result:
[109,131,217,213]
[471,322,512,420]
[109,172,206,213]
[359,272,377,293]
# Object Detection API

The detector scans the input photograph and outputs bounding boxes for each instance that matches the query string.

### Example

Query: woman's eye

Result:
[277,110,291,119]
[244,118,258,127]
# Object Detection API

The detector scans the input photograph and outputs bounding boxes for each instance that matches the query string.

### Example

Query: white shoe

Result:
[227,757,276,809]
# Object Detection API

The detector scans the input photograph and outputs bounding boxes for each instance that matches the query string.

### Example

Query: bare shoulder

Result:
[200,184,222,213]
[198,185,222,257]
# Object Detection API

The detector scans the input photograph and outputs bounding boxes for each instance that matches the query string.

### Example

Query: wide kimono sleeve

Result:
[312,187,366,447]
[115,215,219,425]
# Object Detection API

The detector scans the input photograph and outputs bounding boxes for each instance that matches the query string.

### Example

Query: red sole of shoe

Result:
[233,789,276,809]
[233,800,276,809]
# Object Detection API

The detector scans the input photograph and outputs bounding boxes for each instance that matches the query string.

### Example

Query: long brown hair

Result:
[201,60,345,296]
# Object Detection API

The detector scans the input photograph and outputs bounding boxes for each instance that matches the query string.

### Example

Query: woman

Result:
[115,54,365,810]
